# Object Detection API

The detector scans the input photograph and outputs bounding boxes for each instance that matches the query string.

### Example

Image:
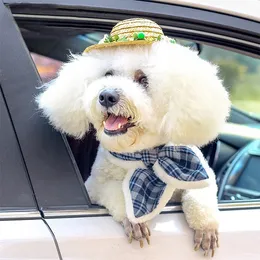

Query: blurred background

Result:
[30,34,260,118]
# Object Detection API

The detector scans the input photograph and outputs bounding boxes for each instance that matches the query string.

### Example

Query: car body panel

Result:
[4,0,260,23]
[156,0,260,22]
[47,209,260,260]
[0,219,59,259]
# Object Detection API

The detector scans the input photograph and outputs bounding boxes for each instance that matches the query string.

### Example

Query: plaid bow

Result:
[110,145,209,222]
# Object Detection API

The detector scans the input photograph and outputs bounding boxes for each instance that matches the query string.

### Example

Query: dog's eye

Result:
[105,70,114,77]
[134,69,148,88]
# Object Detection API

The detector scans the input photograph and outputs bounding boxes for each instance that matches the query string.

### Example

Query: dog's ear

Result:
[36,55,92,138]
[153,42,231,146]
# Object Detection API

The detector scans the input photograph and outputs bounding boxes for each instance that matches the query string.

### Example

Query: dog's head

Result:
[37,40,230,152]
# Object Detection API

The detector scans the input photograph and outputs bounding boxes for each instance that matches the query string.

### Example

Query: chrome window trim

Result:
[1,201,260,219]
[0,210,41,220]
[43,201,260,218]
[42,201,260,218]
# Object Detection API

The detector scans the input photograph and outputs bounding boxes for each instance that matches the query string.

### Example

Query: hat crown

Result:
[110,18,164,41]
[83,18,175,53]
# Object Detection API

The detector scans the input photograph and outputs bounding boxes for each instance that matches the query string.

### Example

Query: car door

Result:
[3,1,260,260]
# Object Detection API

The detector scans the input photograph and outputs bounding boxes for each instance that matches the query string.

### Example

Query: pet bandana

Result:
[108,144,210,223]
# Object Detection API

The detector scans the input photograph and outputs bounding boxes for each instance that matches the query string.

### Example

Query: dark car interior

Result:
[18,23,260,205]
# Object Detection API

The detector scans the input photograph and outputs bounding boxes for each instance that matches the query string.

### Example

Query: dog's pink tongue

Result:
[105,115,128,131]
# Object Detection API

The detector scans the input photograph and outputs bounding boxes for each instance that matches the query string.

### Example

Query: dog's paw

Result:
[194,229,219,257]
[122,218,151,248]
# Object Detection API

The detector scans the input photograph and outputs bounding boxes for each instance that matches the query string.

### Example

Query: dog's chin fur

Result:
[36,40,231,152]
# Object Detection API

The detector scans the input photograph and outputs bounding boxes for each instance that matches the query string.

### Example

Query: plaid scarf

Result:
[110,145,209,223]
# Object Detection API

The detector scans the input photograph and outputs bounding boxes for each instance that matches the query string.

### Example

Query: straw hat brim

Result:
[83,40,154,53]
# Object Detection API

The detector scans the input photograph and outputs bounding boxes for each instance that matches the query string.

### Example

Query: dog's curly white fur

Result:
[37,40,230,255]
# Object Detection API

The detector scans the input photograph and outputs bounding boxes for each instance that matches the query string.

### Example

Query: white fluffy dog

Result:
[36,19,230,256]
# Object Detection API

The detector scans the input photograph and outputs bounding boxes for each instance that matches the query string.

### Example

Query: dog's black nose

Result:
[99,89,119,108]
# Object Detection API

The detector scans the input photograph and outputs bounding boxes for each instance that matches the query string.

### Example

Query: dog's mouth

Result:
[103,113,135,136]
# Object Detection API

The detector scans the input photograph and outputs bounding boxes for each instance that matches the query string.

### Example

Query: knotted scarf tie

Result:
[110,145,210,223]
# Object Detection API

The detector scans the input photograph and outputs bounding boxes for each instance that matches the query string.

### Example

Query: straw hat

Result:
[83,18,176,53]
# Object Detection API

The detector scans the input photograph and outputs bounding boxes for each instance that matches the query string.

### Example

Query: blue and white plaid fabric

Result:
[110,145,209,219]
[128,168,166,218]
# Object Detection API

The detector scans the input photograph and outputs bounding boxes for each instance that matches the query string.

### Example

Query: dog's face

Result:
[82,45,168,152]
[37,40,230,152]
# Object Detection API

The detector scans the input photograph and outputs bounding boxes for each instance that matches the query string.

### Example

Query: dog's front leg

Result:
[86,176,126,222]
[181,185,219,257]
[86,146,152,247]
[86,176,151,247]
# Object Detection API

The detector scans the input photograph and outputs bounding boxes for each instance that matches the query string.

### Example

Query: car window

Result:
[19,27,260,208]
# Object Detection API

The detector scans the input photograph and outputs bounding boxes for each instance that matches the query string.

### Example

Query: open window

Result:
[3,3,259,218]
